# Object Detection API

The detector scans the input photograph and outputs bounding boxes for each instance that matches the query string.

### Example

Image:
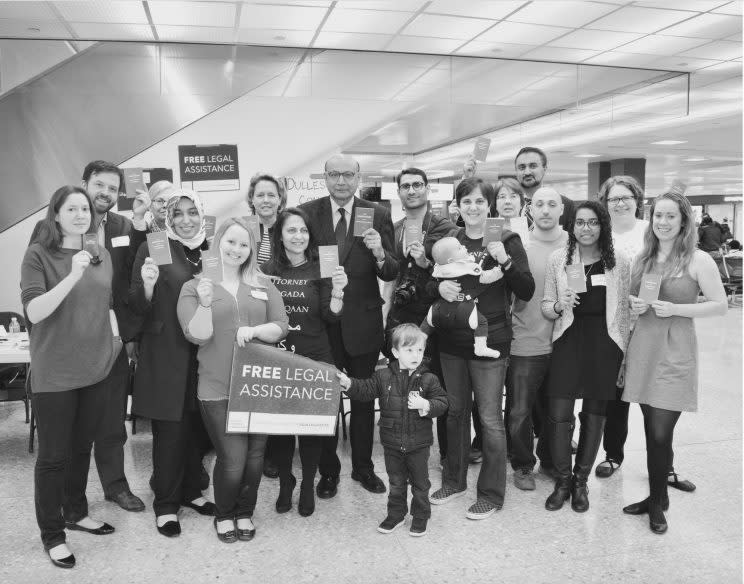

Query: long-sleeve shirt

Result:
[177,276,288,401]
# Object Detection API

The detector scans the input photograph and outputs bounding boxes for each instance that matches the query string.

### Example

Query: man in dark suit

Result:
[29,160,145,512]
[299,154,398,497]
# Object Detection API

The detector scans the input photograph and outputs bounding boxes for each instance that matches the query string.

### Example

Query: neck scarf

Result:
[164,189,207,250]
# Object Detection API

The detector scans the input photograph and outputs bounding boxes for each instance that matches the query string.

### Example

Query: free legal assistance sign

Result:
[226,343,342,435]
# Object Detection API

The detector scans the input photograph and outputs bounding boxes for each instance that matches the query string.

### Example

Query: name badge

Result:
[111,235,130,248]
[251,289,268,301]
[591,274,607,287]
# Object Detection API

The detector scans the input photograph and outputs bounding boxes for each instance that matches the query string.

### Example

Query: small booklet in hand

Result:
[638,273,662,303]
[565,264,587,293]
[204,215,217,240]
[353,208,374,236]
[201,248,223,282]
[146,231,173,265]
[318,245,339,278]
[404,220,424,246]
[482,218,505,246]
[83,233,100,260]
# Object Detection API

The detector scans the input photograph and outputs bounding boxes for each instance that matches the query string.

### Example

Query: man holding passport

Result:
[299,154,398,498]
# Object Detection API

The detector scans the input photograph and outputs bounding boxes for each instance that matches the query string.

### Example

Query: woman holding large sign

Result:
[178,217,288,543]
[262,208,348,517]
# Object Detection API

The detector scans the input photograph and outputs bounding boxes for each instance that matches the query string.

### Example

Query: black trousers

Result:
[274,434,323,482]
[603,388,630,463]
[93,350,131,497]
[384,446,431,520]
[33,378,108,550]
[150,410,205,516]
[321,324,379,477]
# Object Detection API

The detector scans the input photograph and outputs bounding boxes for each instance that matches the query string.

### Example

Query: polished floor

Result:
[1,309,741,584]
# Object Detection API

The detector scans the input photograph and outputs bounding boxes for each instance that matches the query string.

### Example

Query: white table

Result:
[0,334,30,364]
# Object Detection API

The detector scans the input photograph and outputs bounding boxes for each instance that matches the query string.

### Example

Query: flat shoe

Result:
[65,521,115,535]
[105,490,146,512]
[622,497,669,515]
[156,519,181,538]
[667,471,696,492]
[181,500,216,516]
[595,458,621,479]
[351,471,386,494]
[48,550,75,569]
[236,519,256,541]
[213,518,237,544]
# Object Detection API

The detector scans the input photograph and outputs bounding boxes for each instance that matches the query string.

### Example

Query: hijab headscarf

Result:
[164,189,207,250]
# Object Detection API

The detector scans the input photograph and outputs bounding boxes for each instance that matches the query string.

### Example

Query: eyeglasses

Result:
[399,181,426,192]
[326,171,357,182]
[607,196,635,206]
[496,192,520,201]
[151,198,169,205]
[574,218,600,228]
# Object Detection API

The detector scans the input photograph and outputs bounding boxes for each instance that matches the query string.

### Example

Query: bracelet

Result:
[199,302,212,309]
[500,259,513,272]
[553,301,563,314]
[331,289,344,300]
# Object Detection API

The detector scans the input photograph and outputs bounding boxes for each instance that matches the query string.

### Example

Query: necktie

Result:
[335,207,347,254]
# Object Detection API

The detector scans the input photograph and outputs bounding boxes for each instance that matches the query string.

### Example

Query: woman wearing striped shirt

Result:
[246,174,287,265]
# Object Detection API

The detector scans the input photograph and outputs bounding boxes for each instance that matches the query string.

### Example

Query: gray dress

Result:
[622,269,700,412]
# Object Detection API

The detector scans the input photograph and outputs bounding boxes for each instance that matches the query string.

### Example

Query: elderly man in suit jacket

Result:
[299,154,398,497]
[29,160,145,512]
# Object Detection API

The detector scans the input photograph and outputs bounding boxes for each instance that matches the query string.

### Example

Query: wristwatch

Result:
[500,256,513,271]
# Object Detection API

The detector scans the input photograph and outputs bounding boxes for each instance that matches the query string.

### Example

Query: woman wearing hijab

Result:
[129,190,215,537]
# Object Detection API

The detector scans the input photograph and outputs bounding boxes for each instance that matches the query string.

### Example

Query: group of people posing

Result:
[20,147,727,569]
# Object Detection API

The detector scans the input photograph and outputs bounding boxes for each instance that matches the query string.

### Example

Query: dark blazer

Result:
[299,196,398,356]
[29,212,139,340]
[128,238,204,421]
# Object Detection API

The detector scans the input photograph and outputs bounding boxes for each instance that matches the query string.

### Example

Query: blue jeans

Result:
[440,352,508,507]
[199,400,267,521]
[506,354,551,471]
[384,446,431,520]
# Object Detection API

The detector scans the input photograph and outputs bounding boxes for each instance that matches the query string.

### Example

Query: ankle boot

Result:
[545,416,573,511]
[571,412,605,513]
[275,474,296,513]
[298,480,315,517]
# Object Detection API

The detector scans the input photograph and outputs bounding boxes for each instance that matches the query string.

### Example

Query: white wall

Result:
[0,92,415,312]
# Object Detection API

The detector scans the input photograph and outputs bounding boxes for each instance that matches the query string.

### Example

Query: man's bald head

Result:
[324,154,361,204]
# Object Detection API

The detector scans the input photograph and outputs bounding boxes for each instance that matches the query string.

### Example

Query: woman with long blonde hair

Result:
[621,192,727,534]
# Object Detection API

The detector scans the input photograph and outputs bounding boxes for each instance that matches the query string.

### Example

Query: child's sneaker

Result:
[409,517,427,537]
[377,516,404,534]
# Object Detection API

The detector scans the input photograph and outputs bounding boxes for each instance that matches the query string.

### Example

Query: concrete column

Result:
[588,158,646,200]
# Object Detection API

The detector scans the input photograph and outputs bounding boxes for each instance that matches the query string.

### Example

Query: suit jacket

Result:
[299,196,398,356]
[29,212,139,341]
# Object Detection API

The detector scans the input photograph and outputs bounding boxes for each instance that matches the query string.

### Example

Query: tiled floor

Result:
[1,309,741,583]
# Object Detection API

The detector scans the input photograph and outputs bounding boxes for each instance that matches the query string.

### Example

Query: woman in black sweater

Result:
[262,208,348,516]
[429,178,534,520]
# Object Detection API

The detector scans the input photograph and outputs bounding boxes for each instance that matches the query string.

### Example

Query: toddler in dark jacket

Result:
[338,324,448,537]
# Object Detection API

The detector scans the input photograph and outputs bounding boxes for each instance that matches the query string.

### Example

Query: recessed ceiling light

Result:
[273,35,286,41]
[677,62,688,67]
[575,154,600,158]
[491,48,503,53]
[683,157,706,162]
[27,27,40,32]
[651,140,688,145]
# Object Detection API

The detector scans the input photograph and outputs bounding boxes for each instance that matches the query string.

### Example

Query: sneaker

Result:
[468,448,483,464]
[430,485,466,505]
[466,498,499,520]
[377,516,405,534]
[514,468,536,491]
[409,517,427,537]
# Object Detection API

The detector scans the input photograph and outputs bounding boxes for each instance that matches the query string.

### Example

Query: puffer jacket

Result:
[346,361,448,452]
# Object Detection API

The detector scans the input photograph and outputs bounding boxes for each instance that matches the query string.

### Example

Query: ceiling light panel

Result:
[403,14,494,40]
[0,2,56,20]
[387,35,463,54]
[237,28,315,46]
[587,6,694,34]
[616,34,711,56]
[56,2,149,24]
[334,0,426,10]
[148,1,236,27]
[478,22,571,44]
[660,13,742,39]
[70,22,155,41]
[507,1,618,28]
[549,29,645,51]
[314,31,392,51]
[681,40,742,61]
[239,5,327,30]
[635,1,732,10]
[425,0,526,20]
[156,25,235,43]
[323,8,413,34]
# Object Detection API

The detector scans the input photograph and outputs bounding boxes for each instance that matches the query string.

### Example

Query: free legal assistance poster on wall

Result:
[179,144,240,192]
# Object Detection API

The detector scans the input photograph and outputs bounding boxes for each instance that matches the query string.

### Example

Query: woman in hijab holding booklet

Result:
[177,217,288,543]
[621,192,726,534]
[21,186,123,568]
[262,208,348,518]
[541,200,631,514]
[129,189,215,538]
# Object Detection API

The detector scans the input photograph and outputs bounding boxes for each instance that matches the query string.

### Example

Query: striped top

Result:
[257,224,273,265]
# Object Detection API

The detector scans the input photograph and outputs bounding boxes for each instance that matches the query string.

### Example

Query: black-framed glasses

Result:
[399,181,426,192]
[607,196,635,206]
[575,218,600,228]
[326,171,356,181]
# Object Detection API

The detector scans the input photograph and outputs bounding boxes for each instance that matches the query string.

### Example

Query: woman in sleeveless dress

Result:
[621,191,727,534]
